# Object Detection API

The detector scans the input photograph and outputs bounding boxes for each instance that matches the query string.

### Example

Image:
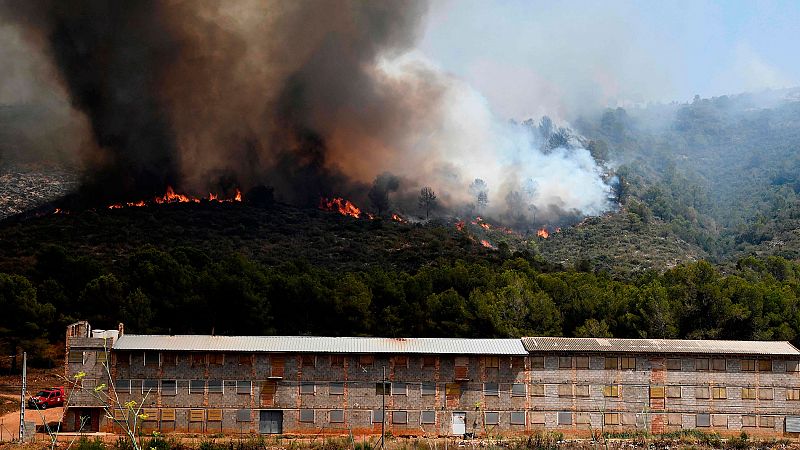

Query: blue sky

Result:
[418,0,800,119]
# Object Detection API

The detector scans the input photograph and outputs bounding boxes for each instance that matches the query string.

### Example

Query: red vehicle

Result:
[28,386,65,409]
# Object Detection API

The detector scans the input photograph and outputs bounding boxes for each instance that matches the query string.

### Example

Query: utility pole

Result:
[380,366,385,450]
[18,351,26,443]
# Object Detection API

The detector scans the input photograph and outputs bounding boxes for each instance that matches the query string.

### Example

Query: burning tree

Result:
[418,186,437,219]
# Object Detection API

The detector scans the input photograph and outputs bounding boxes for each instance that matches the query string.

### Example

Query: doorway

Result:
[451,412,466,435]
[259,410,283,434]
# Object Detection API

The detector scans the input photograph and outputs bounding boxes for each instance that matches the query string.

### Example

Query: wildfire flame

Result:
[108,186,242,209]
[319,197,363,218]
[480,239,493,249]
[391,213,406,223]
[537,227,550,239]
[455,221,465,232]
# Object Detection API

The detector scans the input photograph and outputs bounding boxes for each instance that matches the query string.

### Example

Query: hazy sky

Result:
[419,0,800,120]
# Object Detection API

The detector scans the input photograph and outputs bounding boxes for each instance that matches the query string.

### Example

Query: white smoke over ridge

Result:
[376,53,612,224]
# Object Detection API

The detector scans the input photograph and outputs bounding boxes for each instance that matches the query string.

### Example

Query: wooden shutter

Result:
[271,355,285,378]
[207,409,223,422]
[260,381,277,407]
[161,409,176,421]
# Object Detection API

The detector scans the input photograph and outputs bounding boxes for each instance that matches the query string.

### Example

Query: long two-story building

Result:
[64,321,800,437]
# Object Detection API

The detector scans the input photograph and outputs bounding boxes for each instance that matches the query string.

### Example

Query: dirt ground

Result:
[0,368,65,441]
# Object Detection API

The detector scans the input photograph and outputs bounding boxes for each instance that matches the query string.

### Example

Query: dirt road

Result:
[0,403,63,442]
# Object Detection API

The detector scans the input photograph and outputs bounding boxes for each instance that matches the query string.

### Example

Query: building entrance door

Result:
[259,410,283,434]
[451,412,466,435]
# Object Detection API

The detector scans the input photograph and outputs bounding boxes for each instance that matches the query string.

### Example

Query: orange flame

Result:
[234,189,242,202]
[208,192,218,201]
[391,213,406,223]
[455,221,465,231]
[319,197,362,218]
[479,222,491,231]
[480,239,493,248]
[108,186,242,209]
[537,228,549,239]
[155,186,198,204]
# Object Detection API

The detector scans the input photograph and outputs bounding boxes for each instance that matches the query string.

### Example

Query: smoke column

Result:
[0,0,610,224]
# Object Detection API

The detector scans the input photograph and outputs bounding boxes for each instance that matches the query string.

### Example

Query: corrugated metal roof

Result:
[113,335,528,355]
[521,337,800,356]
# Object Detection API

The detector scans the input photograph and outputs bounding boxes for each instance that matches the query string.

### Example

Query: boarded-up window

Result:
[299,410,314,423]
[271,356,285,378]
[530,384,545,397]
[455,357,469,379]
[372,410,383,423]
[375,382,390,395]
[695,387,710,399]
[576,413,590,425]
[359,355,374,367]
[712,415,727,428]
[558,356,572,368]
[115,379,131,394]
[391,382,407,395]
[510,411,525,425]
[209,353,224,366]
[530,356,544,369]
[421,383,436,396]
[622,414,637,426]
[696,413,710,427]
[142,379,159,393]
[666,386,681,398]
[238,354,252,365]
[330,410,344,423]
[302,355,316,368]
[742,415,756,427]
[144,352,159,367]
[158,353,175,366]
[558,384,573,397]
[189,410,205,422]
[759,360,773,372]
[605,357,618,369]
[422,356,436,368]
[330,382,345,395]
[142,408,158,421]
[604,413,620,425]
[575,356,589,369]
[113,409,127,421]
[575,385,589,397]
[742,387,756,399]
[666,358,682,371]
[787,361,800,372]
[621,357,636,370]
[530,412,546,425]
[192,353,206,367]
[759,416,775,428]
[207,380,222,394]
[484,412,499,425]
[603,385,619,397]
[650,386,665,398]
[712,359,726,371]
[668,413,681,426]
[787,388,800,401]
[190,380,205,394]
[392,411,407,424]
[237,381,251,395]
[300,382,315,395]
[511,357,524,368]
[394,355,408,367]
[741,359,756,372]
[207,409,222,422]
[511,383,526,397]
[484,356,499,368]
[330,355,345,367]
[260,382,275,406]
[758,388,774,400]
[162,409,176,422]
[695,358,709,371]
[712,387,727,399]
[484,383,499,396]
[161,380,177,396]
[421,410,436,424]
[115,352,130,367]
[445,383,461,398]
[558,412,572,425]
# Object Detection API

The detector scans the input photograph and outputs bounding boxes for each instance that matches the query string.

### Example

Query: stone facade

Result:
[63,324,800,438]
